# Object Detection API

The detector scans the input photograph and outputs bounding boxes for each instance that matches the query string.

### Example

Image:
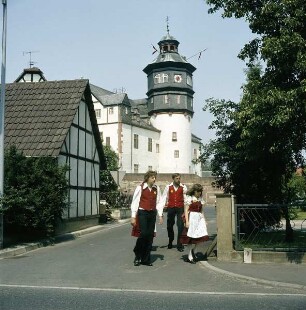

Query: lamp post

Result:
[0,0,7,249]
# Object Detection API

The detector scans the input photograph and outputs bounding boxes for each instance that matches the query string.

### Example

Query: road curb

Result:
[201,260,306,291]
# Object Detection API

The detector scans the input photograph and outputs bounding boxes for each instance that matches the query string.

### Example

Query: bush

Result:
[0,146,69,239]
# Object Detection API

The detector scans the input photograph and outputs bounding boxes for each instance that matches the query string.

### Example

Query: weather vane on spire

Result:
[166,16,170,34]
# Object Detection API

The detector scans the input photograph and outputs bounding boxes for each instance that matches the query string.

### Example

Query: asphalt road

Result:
[0,206,305,309]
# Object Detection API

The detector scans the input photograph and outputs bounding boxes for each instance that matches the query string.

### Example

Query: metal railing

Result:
[234,204,306,251]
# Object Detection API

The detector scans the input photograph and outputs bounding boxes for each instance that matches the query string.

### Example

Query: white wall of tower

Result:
[150,112,192,173]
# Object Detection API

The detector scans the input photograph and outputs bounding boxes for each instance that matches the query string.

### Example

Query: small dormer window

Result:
[163,46,168,52]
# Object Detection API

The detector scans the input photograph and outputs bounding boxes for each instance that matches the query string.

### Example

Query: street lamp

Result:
[0,0,7,249]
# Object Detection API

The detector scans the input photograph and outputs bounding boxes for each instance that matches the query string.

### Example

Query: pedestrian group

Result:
[130,170,209,266]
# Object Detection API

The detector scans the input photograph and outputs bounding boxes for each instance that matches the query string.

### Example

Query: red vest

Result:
[167,185,184,208]
[139,184,157,211]
[189,201,202,212]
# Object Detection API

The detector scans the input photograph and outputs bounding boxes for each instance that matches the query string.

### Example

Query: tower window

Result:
[172,132,177,141]
[154,73,168,84]
[174,150,179,158]
[177,95,181,104]
[134,134,139,149]
[164,95,169,104]
[187,75,193,86]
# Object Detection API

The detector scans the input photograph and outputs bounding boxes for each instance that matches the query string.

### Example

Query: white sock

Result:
[188,244,195,261]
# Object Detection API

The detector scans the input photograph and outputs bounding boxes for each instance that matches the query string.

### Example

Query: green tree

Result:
[203,0,306,203]
[100,145,119,192]
[0,146,69,240]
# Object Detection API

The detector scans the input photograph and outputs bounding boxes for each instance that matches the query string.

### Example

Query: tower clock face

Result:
[174,74,182,83]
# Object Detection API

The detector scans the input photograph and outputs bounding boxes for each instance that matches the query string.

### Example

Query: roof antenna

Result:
[22,50,39,68]
[166,16,170,34]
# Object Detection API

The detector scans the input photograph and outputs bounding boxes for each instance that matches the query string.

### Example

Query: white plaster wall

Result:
[120,123,132,172]
[120,123,160,173]
[99,123,119,152]
[150,113,191,173]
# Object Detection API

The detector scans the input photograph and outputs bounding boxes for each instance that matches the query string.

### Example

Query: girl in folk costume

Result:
[130,170,164,266]
[180,183,209,264]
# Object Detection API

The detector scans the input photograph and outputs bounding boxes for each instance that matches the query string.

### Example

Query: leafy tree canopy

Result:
[202,0,306,203]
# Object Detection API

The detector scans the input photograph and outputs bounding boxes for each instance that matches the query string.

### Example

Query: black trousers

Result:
[167,207,184,246]
[133,209,156,263]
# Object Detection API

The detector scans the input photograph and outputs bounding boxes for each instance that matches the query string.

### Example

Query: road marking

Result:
[0,284,305,297]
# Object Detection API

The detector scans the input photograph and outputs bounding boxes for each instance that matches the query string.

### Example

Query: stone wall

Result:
[120,173,222,204]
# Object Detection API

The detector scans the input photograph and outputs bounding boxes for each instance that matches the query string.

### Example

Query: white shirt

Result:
[130,182,163,217]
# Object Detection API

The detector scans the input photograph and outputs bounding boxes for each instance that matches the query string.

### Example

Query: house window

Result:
[134,134,139,149]
[193,148,197,159]
[106,137,110,146]
[172,132,177,141]
[148,138,152,152]
[174,150,179,158]
[134,164,139,173]
[109,107,114,114]
[156,143,160,153]
[95,109,101,118]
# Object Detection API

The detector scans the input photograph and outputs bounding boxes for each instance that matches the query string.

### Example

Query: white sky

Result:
[3,0,254,144]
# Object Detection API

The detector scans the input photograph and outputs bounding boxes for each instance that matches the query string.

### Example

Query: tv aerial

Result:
[22,50,39,68]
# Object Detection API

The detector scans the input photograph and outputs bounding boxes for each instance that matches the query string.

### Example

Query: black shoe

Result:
[185,258,196,264]
[167,243,173,249]
[134,258,141,266]
[177,244,184,252]
[141,261,153,266]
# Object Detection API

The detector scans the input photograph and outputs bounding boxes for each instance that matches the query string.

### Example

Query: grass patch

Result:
[296,210,306,220]
[239,230,306,250]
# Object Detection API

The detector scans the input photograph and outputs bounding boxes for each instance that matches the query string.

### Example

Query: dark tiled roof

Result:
[192,133,202,143]
[90,83,114,97]
[4,80,106,168]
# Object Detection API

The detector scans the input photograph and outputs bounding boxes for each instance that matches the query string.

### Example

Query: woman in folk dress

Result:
[180,183,209,264]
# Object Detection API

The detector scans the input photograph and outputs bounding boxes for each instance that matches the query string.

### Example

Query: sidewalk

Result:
[0,221,127,259]
[1,221,306,291]
[202,258,306,290]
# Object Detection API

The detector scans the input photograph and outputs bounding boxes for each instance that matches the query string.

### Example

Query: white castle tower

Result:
[143,32,196,173]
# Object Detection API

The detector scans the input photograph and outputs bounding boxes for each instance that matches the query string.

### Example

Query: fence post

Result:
[216,194,234,261]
